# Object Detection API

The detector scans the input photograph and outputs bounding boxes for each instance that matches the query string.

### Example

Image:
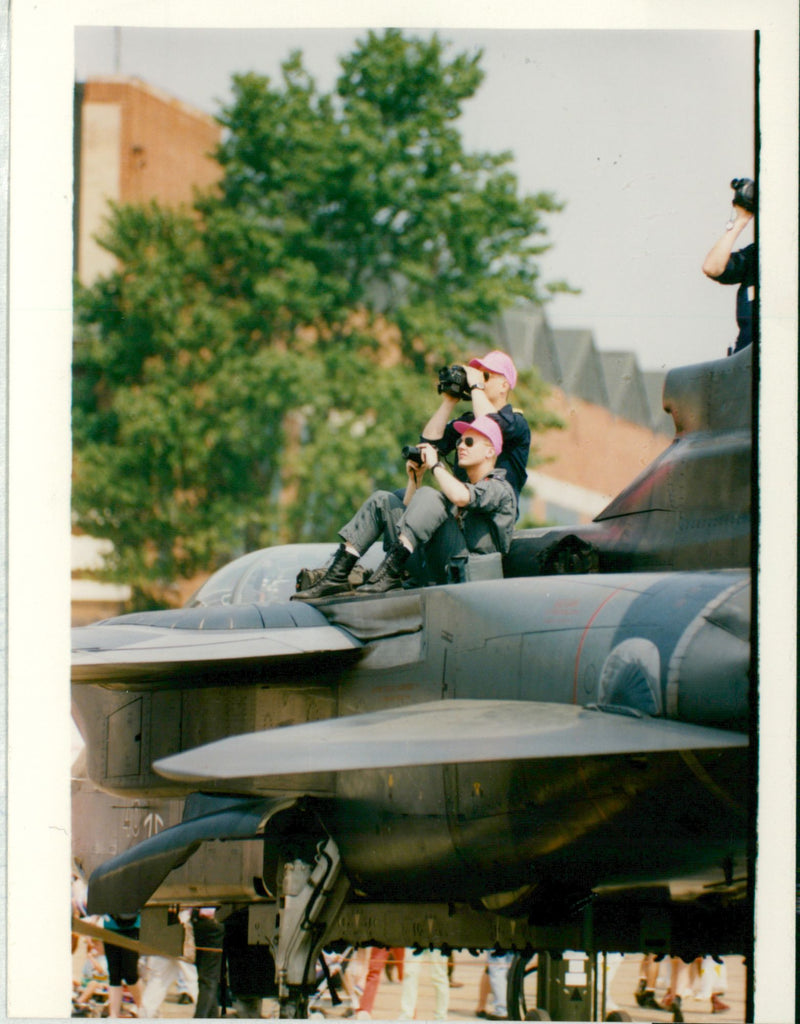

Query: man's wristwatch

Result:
[469,381,485,391]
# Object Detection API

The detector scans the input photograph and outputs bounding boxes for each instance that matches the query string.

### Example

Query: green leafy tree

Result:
[73,30,568,607]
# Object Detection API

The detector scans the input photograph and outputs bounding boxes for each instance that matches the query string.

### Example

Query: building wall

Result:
[71,535,132,626]
[76,77,222,283]
[77,100,122,280]
[527,386,673,525]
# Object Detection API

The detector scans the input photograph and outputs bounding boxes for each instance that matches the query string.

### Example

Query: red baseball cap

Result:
[454,414,503,454]
[469,350,518,389]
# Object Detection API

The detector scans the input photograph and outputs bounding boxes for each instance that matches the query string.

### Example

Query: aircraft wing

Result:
[72,602,364,685]
[155,699,747,781]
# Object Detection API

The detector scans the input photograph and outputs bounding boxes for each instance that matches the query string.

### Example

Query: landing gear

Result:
[274,836,350,1019]
[507,953,540,1020]
[507,951,627,1021]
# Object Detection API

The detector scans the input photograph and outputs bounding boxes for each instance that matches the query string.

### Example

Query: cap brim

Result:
[453,421,501,452]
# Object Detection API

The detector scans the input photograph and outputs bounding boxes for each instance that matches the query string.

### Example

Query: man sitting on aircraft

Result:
[421,349,530,504]
[293,415,516,598]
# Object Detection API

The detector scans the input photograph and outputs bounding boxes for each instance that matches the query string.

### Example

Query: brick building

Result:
[74,76,222,283]
[527,387,671,525]
[492,301,672,525]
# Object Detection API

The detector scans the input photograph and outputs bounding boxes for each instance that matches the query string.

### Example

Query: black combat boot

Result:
[292,544,358,599]
[357,542,410,594]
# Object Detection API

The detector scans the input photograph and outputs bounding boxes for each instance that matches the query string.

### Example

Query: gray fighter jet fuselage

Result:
[71,347,753,1016]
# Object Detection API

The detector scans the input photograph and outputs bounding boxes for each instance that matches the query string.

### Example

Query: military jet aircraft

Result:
[72,347,753,1019]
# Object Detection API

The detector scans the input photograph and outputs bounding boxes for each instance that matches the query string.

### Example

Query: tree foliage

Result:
[73,30,568,606]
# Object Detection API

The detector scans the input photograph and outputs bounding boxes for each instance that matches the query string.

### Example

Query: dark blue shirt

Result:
[715,243,758,353]
[421,403,531,504]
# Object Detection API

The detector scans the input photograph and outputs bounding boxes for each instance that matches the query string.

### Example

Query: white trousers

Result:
[177,959,198,996]
[399,949,449,1020]
[487,952,513,1016]
[140,956,198,1017]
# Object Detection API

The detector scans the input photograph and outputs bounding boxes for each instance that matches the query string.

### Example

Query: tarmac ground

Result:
[73,944,746,1021]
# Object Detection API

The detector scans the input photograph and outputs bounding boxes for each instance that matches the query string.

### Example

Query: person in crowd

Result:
[176,961,199,1006]
[658,956,690,1020]
[691,955,730,1014]
[634,953,661,1011]
[140,909,198,1017]
[475,951,513,1020]
[446,952,461,988]
[311,948,360,1013]
[102,913,143,1018]
[385,948,405,984]
[192,907,225,1018]
[355,946,406,1019]
[222,908,273,1018]
[73,938,110,1014]
[294,415,516,598]
[398,948,449,1021]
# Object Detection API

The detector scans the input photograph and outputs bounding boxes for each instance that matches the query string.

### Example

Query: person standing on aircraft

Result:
[420,350,530,503]
[294,415,516,598]
[702,177,757,355]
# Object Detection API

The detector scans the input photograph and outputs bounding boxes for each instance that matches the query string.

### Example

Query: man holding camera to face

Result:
[419,350,531,504]
[293,415,516,598]
[702,177,758,355]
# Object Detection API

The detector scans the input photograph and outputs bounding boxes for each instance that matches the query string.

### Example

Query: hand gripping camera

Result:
[730,177,756,213]
[401,445,424,466]
[437,364,471,401]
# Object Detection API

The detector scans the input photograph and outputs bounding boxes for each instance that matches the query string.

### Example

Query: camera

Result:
[730,177,756,213]
[437,364,471,400]
[401,445,423,465]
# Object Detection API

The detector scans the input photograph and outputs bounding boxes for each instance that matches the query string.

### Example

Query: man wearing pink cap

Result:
[294,414,516,597]
[419,349,530,505]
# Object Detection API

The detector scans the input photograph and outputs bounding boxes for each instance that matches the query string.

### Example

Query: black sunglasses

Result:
[459,435,484,447]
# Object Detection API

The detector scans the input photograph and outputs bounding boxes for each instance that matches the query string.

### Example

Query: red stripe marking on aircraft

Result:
[572,588,625,704]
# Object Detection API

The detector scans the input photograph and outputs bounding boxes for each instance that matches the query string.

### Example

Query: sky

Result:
[74,27,757,371]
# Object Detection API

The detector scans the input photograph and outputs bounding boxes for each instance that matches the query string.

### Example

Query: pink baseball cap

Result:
[454,414,503,454]
[469,350,518,389]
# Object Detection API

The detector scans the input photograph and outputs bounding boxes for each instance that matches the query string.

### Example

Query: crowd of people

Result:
[71,888,229,1019]
[635,953,730,1020]
[70,928,515,1020]
[307,947,512,1021]
[71,924,735,1021]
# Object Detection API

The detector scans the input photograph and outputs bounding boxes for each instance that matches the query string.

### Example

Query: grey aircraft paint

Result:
[71,345,753,1016]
